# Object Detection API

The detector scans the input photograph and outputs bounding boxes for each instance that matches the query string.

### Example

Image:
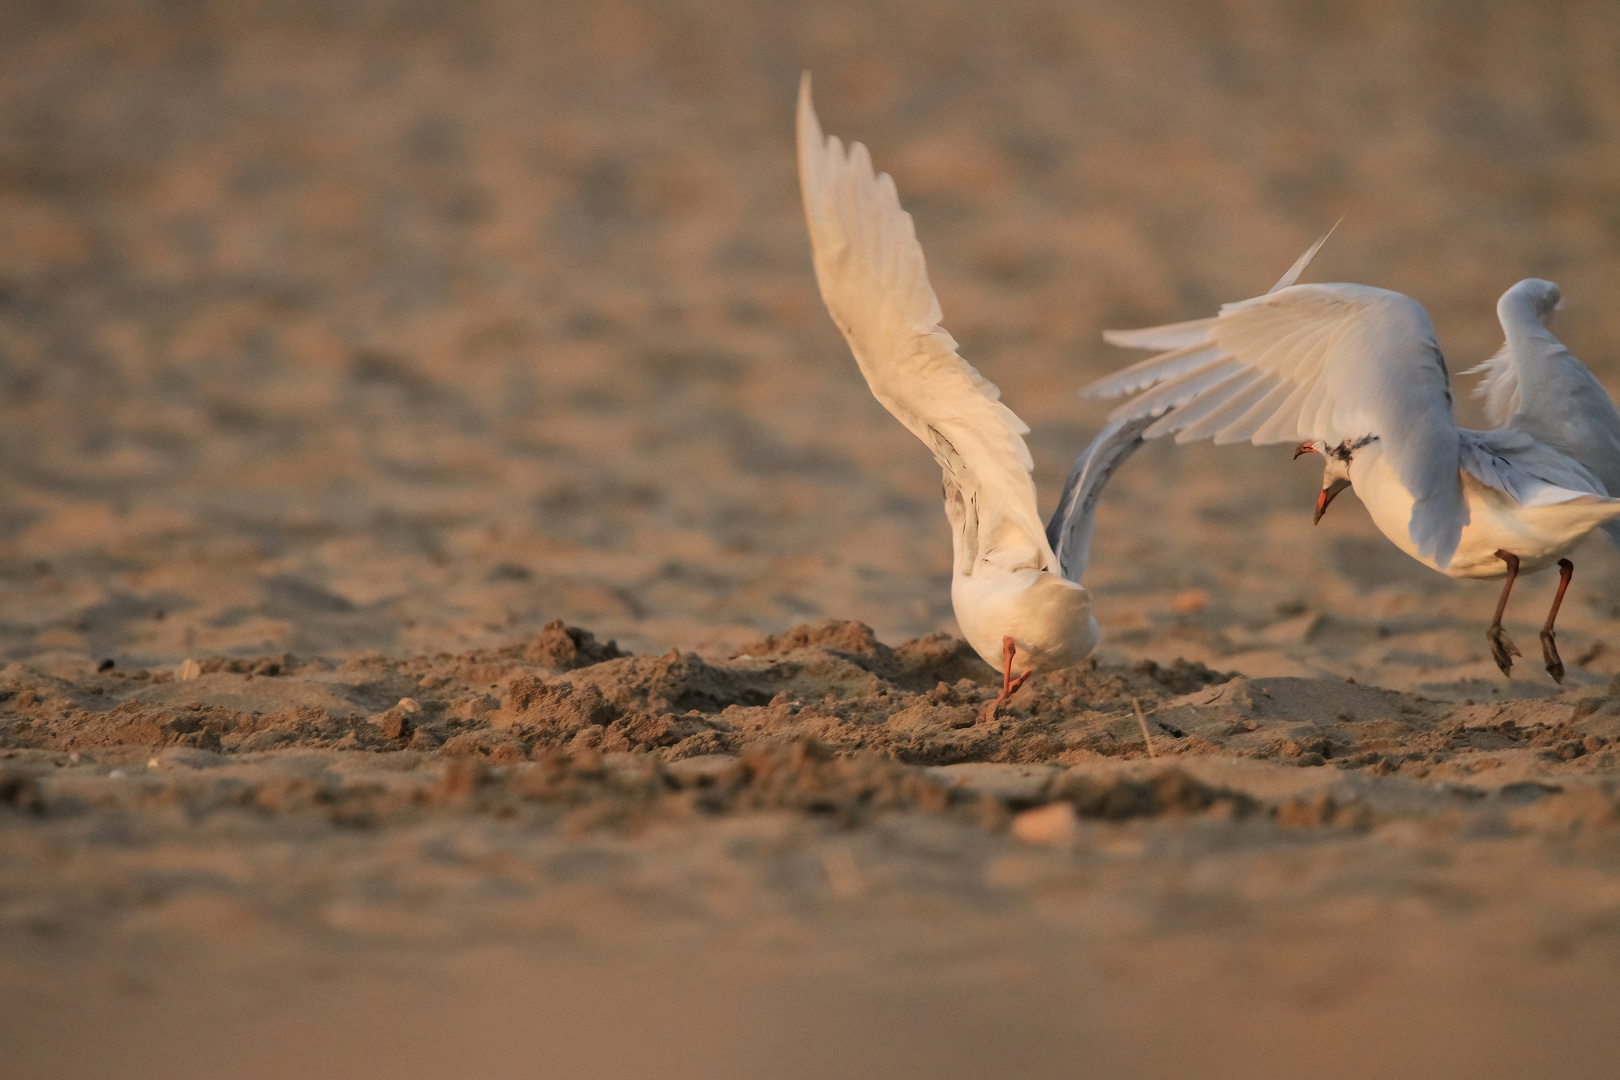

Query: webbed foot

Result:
[1540,628,1565,684]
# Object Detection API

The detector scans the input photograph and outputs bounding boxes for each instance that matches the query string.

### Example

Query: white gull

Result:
[796,76,1147,712]
[1087,244,1620,682]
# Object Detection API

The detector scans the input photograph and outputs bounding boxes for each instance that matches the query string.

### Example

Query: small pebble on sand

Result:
[1011,802,1081,847]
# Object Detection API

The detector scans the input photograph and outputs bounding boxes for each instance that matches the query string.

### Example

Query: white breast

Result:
[1350,442,1620,578]
[952,569,1098,676]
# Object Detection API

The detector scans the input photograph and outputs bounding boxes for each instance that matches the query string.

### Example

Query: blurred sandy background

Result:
[4,0,1619,679]
[4,1,1620,1076]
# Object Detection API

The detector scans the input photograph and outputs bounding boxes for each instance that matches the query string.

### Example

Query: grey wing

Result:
[1087,283,1468,567]
[1045,415,1154,584]
[1458,427,1609,505]
[1458,428,1620,551]
[1470,278,1620,502]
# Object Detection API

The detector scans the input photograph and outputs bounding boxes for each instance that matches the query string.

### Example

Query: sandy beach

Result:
[4,1,1620,1075]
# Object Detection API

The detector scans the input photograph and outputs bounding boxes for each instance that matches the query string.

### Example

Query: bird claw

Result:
[1487,625,1521,677]
[1540,628,1565,684]
[980,653,1031,724]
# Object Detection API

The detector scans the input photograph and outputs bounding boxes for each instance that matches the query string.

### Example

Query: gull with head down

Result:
[796,75,1148,716]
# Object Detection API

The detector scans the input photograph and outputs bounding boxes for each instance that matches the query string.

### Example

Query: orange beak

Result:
[1293,441,1319,460]
[1314,478,1351,524]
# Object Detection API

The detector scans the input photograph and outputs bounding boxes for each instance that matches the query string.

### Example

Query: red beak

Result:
[1314,478,1352,524]
[1293,441,1319,460]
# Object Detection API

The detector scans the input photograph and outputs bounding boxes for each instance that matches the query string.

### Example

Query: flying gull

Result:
[1088,248,1620,682]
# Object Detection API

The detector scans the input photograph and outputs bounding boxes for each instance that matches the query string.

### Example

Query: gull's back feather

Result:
[1466,343,1521,429]
[797,75,1054,578]
[1459,427,1609,507]
[1089,282,1468,566]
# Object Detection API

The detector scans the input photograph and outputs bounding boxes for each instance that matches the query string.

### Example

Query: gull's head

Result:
[1294,440,1353,524]
[1501,278,1564,323]
[952,569,1098,678]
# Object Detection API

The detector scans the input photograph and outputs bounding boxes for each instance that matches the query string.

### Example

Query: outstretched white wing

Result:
[797,75,1054,578]
[1087,282,1467,566]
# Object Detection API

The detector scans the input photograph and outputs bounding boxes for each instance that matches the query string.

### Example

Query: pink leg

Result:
[979,637,1032,722]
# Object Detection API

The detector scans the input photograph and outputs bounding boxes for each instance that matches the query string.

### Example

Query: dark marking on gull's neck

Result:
[1329,433,1380,463]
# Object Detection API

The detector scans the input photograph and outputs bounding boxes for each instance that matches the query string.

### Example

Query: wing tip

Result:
[796,71,818,146]
[1267,218,1341,294]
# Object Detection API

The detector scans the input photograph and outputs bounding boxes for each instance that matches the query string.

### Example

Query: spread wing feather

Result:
[1087,282,1468,566]
[1088,227,1334,397]
[797,75,1054,578]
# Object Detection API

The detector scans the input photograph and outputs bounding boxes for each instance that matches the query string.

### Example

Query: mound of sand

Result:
[6,620,1620,1078]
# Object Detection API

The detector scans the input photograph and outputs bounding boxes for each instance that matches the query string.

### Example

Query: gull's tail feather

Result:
[1046,415,1156,583]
